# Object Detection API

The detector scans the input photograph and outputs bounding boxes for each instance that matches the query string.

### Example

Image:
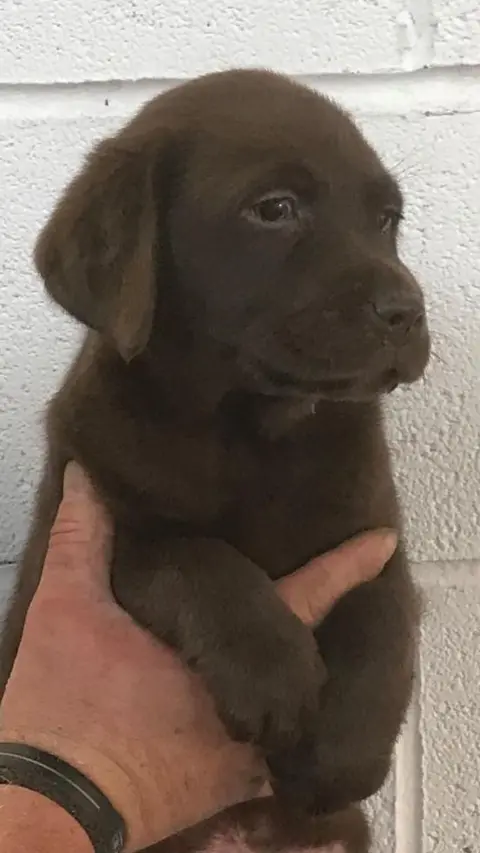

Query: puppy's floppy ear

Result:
[35,136,165,361]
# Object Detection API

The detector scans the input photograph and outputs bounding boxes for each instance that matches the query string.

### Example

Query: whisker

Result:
[430,349,448,367]
[389,146,423,183]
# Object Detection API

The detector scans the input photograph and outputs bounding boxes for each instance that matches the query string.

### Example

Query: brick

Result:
[433,0,480,65]
[0,0,410,83]
[365,769,396,853]
[0,115,120,561]
[419,572,480,853]
[356,109,480,562]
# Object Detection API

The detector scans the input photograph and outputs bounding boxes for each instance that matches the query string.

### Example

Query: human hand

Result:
[0,463,397,851]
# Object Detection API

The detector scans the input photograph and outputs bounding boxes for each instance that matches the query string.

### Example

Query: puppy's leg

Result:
[143,799,370,853]
[268,553,418,814]
[112,534,325,763]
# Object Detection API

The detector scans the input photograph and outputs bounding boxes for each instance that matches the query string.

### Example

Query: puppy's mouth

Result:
[259,363,357,395]
[251,361,401,399]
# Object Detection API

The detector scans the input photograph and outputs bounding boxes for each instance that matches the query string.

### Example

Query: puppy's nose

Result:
[371,297,425,337]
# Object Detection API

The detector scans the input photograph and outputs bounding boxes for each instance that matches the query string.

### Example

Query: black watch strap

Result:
[0,742,126,853]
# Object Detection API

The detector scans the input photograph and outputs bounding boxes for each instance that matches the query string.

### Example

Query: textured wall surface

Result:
[0,2,478,851]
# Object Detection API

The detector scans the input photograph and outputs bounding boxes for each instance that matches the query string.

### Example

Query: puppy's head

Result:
[36,69,430,402]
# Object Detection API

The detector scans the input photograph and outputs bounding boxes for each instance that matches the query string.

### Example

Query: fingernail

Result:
[377,528,398,560]
[63,461,91,495]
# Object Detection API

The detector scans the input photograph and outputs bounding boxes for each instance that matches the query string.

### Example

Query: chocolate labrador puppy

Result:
[0,69,429,851]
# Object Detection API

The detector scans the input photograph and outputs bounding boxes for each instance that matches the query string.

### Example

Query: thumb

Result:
[39,462,113,598]
[277,529,398,627]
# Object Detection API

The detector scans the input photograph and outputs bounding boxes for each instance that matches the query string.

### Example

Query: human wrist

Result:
[0,729,145,851]
[0,784,93,852]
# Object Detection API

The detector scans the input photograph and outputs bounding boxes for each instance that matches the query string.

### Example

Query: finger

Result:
[277,529,397,627]
[39,462,113,597]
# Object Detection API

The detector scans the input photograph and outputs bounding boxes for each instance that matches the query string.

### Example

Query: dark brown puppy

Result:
[0,69,429,852]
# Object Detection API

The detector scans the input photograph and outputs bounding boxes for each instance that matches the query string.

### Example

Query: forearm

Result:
[0,785,93,853]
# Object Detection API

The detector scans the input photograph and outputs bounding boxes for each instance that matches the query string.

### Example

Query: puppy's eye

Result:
[248,194,299,227]
[378,207,403,234]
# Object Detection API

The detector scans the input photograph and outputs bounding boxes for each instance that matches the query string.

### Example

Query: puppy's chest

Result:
[219,425,378,580]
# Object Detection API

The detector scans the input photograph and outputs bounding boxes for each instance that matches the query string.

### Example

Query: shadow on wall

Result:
[0,565,16,621]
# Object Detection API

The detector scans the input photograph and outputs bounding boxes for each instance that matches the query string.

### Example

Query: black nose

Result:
[371,298,425,336]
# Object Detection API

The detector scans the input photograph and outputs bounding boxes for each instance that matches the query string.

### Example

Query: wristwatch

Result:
[0,742,126,853]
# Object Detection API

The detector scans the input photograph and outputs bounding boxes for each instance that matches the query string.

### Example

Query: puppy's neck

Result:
[134,342,325,438]
[96,322,366,440]
[134,334,235,422]
[143,350,321,439]
[218,393,319,440]
[72,335,382,462]
[256,396,321,439]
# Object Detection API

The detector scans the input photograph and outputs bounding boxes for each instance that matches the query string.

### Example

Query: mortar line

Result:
[414,560,480,586]
[401,0,436,71]
[395,655,424,853]
[0,65,479,120]
[0,62,479,92]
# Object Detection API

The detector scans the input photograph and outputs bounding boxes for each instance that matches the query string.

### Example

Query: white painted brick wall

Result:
[0,2,478,851]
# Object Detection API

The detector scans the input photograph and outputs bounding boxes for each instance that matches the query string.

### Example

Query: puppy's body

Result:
[0,70,429,852]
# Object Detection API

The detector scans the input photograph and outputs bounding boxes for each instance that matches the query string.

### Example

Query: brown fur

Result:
[0,69,430,852]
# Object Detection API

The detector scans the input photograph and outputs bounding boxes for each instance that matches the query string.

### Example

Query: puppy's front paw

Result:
[268,746,391,817]
[198,614,325,752]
